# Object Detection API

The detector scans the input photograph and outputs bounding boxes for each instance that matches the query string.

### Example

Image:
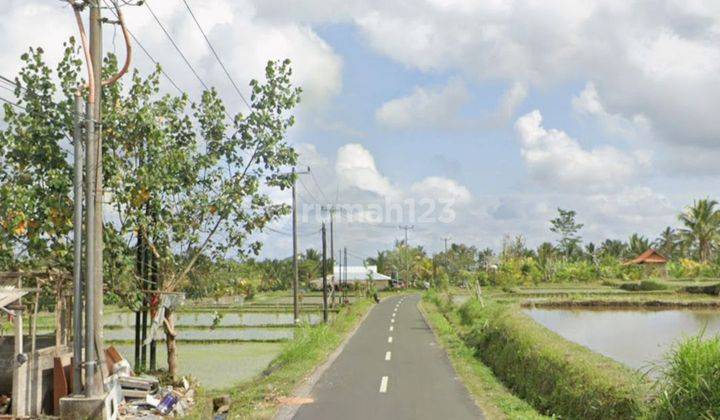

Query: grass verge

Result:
[420,297,548,419]
[455,298,650,419]
[186,298,373,419]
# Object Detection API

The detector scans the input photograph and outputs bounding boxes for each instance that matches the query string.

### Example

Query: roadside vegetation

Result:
[420,297,547,419]
[654,335,720,419]
[188,298,373,419]
[425,291,648,419]
[426,284,720,420]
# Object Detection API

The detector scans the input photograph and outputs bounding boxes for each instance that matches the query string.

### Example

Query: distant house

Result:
[624,249,668,265]
[624,249,668,276]
[310,265,392,290]
[309,265,392,290]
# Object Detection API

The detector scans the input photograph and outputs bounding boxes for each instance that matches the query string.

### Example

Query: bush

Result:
[654,335,720,419]
[552,260,599,283]
[684,283,720,296]
[668,259,720,279]
[464,304,648,419]
[457,299,484,326]
[619,280,668,292]
[601,279,621,287]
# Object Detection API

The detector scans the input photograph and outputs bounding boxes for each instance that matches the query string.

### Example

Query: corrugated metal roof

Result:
[333,266,392,281]
[0,286,28,309]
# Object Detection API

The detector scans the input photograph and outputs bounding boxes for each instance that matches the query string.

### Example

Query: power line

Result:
[297,176,322,206]
[0,95,24,111]
[308,168,329,203]
[264,226,293,236]
[143,0,209,91]
[102,0,184,95]
[180,0,251,110]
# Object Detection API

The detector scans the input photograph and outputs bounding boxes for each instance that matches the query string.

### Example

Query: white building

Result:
[333,265,391,288]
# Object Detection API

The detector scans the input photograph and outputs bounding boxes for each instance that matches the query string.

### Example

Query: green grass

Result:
[420,297,548,419]
[654,334,720,419]
[457,298,650,419]
[186,299,373,419]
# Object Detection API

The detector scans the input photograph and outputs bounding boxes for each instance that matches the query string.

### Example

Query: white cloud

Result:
[350,1,720,150]
[495,81,528,123]
[515,110,645,191]
[335,143,395,197]
[0,0,342,111]
[572,82,651,140]
[410,176,471,204]
[375,77,469,130]
[296,143,328,168]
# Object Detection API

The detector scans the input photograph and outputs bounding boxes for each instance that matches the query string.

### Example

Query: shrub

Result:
[552,260,600,283]
[654,335,720,419]
[684,283,720,296]
[601,279,621,287]
[464,304,648,419]
[457,299,484,326]
[619,280,668,292]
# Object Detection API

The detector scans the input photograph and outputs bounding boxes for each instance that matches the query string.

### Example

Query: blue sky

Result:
[3,0,720,260]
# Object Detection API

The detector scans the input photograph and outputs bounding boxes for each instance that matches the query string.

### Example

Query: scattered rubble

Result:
[105,346,196,419]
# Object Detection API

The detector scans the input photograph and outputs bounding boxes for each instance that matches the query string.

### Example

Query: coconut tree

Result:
[627,233,651,258]
[678,199,720,263]
[654,227,678,259]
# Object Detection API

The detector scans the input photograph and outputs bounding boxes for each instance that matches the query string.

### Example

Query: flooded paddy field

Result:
[104,311,328,328]
[114,342,284,389]
[104,326,295,342]
[524,307,720,372]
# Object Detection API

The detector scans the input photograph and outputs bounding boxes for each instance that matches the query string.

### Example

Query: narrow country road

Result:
[292,294,483,420]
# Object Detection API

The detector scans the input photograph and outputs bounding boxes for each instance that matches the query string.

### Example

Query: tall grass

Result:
[460,300,648,419]
[654,335,720,419]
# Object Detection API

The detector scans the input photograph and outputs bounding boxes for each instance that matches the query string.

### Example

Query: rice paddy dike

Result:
[428,279,720,419]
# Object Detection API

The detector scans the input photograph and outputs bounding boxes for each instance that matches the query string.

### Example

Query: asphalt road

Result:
[293,294,483,420]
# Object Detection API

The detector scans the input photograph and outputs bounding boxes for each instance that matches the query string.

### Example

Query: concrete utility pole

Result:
[329,210,334,305]
[321,205,337,305]
[337,249,342,302]
[321,223,328,323]
[292,167,298,323]
[399,225,414,246]
[399,225,414,286]
[343,247,348,301]
[88,0,105,395]
[291,167,310,323]
[71,93,84,394]
[64,1,131,414]
[443,237,450,253]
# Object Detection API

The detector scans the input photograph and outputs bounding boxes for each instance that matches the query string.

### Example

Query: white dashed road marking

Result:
[389,326,393,331]
[388,336,393,343]
[379,376,388,393]
[385,351,391,361]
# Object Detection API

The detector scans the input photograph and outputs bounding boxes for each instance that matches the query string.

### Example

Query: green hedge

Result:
[460,300,649,419]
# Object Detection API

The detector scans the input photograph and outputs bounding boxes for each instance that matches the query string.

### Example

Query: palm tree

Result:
[627,233,651,258]
[678,199,720,263]
[654,226,678,259]
[599,239,627,258]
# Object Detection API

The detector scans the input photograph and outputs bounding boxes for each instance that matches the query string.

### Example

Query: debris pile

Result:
[104,346,196,419]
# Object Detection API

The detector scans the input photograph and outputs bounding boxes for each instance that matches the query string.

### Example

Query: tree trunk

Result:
[164,307,178,379]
